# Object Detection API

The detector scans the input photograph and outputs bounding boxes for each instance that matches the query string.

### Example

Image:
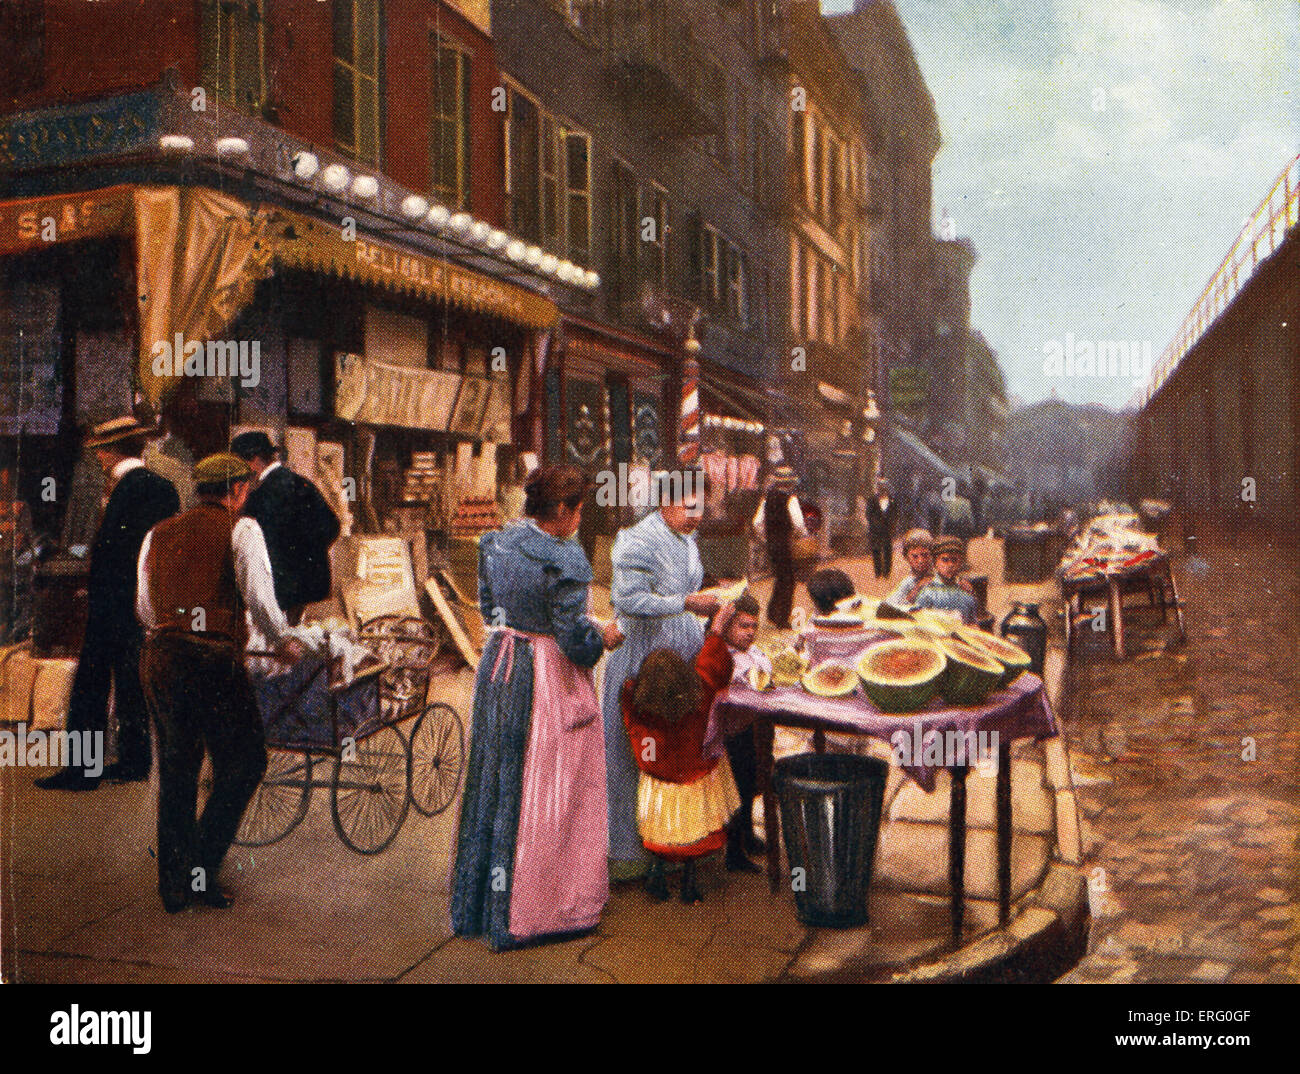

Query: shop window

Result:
[333,0,383,168]
[200,0,265,113]
[431,35,470,210]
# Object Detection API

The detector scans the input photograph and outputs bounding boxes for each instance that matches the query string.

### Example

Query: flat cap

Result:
[932,535,967,558]
[229,430,278,460]
[193,452,253,485]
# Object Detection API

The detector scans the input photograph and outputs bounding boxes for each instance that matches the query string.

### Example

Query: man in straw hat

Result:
[36,417,179,791]
[136,453,303,913]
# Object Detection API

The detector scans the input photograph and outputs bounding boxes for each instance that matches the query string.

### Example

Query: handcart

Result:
[232,616,465,854]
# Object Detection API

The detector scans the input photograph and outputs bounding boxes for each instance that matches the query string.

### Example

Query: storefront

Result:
[543,315,674,580]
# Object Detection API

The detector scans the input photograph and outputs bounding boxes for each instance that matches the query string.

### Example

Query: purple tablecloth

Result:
[707,672,1057,793]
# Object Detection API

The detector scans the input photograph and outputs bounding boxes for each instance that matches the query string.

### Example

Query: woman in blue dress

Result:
[451,465,623,949]
[602,471,720,879]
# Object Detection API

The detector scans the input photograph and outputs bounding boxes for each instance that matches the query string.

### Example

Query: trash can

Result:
[772,753,889,928]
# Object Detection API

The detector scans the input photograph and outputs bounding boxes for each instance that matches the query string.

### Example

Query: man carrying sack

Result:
[136,453,302,913]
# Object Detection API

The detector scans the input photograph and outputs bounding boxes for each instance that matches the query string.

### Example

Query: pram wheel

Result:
[331,724,410,854]
[233,749,313,847]
[409,702,465,816]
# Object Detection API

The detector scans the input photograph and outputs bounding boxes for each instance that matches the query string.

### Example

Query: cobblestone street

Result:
[1059,529,1300,983]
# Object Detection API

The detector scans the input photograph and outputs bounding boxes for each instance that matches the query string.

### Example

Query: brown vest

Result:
[144,503,244,645]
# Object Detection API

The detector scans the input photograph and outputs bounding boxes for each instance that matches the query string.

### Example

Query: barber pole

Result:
[678,327,702,466]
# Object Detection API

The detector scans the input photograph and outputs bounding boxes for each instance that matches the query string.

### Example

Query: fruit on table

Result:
[855,639,946,713]
[770,647,809,688]
[747,664,772,691]
[955,627,1032,687]
[934,635,1005,705]
[801,661,859,698]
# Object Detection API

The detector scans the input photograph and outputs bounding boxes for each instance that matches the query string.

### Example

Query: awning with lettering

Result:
[273,211,559,332]
[0,186,135,256]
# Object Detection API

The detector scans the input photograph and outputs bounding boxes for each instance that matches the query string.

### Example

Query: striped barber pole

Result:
[678,328,702,466]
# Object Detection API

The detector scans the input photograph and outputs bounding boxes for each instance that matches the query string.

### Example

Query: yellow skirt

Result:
[636,755,741,849]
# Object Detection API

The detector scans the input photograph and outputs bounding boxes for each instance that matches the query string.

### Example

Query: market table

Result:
[708,650,1058,944]
[1060,552,1185,657]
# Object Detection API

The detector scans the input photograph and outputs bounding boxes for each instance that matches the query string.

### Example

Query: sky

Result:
[823,0,1300,409]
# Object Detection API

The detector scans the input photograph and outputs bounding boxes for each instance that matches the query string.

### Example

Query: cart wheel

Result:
[331,725,410,854]
[234,749,313,847]
[409,702,465,816]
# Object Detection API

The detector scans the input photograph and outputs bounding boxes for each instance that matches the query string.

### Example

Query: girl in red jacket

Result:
[622,604,742,902]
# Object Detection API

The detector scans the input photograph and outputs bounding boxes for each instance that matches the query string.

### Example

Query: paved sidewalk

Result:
[1057,529,1300,983]
[2,537,1087,983]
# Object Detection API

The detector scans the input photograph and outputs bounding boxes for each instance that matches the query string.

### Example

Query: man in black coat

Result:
[230,432,340,624]
[37,417,180,790]
[866,479,897,579]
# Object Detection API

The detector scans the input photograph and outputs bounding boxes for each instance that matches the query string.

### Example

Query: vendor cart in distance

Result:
[233,616,465,854]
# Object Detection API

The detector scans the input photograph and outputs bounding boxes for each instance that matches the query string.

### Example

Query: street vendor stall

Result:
[1057,510,1186,657]
[708,617,1057,942]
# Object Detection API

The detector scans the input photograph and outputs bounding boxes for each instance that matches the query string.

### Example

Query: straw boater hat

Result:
[83,416,159,450]
[770,464,799,488]
[901,528,933,554]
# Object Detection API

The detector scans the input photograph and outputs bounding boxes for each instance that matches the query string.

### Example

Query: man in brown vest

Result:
[137,453,303,913]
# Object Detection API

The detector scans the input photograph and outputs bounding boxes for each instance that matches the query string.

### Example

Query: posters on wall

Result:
[0,280,62,434]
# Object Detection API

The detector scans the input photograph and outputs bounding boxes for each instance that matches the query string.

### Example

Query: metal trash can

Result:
[773,753,889,928]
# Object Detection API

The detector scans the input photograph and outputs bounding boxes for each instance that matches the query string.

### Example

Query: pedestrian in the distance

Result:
[866,479,896,580]
[753,465,806,630]
[230,431,340,625]
[36,417,179,791]
[136,453,303,913]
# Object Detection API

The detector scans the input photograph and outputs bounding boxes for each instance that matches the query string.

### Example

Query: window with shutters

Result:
[701,224,721,308]
[726,243,747,326]
[542,115,561,250]
[608,160,639,307]
[200,0,266,113]
[506,86,541,242]
[641,185,669,293]
[333,0,383,167]
[431,35,470,209]
[564,129,591,264]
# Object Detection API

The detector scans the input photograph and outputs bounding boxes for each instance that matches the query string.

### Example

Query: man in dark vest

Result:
[752,465,806,630]
[230,431,340,624]
[137,453,303,913]
[36,417,179,791]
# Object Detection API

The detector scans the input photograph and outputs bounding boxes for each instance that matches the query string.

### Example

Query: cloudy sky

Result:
[823,0,1300,409]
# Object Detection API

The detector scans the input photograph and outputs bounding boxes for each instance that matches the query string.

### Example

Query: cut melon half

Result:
[855,639,946,713]
[802,661,859,698]
[934,636,1005,706]
[955,627,1032,686]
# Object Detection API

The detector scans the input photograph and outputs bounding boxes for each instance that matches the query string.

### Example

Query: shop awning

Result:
[273,210,558,331]
[892,428,960,481]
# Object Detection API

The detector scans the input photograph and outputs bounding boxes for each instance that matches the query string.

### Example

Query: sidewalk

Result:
[1,537,1089,983]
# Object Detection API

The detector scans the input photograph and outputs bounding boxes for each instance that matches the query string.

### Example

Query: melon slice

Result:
[934,636,1005,705]
[855,639,946,713]
[955,627,1032,686]
[747,664,772,691]
[770,647,808,688]
[801,661,859,698]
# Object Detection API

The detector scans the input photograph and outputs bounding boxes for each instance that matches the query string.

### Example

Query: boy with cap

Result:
[885,529,937,608]
[136,453,303,912]
[912,536,978,625]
